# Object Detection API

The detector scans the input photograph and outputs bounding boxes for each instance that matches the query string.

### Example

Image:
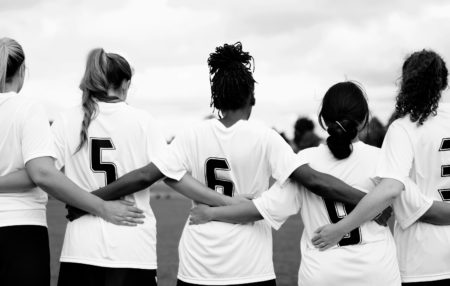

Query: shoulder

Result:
[354,142,381,160]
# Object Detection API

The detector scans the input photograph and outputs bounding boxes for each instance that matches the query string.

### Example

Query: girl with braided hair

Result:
[67,42,379,285]
[313,50,450,285]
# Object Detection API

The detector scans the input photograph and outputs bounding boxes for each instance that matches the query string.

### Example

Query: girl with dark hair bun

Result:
[188,81,401,285]
[313,50,450,285]
[70,42,371,286]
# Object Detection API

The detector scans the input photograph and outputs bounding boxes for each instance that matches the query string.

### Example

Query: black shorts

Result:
[177,279,276,286]
[0,225,50,286]
[403,279,450,286]
[58,262,157,286]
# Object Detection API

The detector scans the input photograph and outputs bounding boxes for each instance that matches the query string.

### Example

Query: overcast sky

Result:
[1,0,449,138]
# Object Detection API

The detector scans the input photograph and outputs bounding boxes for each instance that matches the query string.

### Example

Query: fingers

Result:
[119,200,135,206]
[126,206,144,214]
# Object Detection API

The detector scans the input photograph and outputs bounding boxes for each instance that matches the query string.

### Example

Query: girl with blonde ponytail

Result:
[0,39,146,286]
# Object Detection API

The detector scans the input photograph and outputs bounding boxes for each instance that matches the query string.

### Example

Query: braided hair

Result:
[395,50,448,125]
[319,81,369,160]
[207,42,256,113]
[76,48,132,152]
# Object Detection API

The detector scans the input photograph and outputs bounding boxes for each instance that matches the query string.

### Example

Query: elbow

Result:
[136,165,155,188]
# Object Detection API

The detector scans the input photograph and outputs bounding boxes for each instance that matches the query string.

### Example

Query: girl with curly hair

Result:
[312,50,450,285]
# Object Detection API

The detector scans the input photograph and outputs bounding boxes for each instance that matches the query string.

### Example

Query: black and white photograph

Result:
[1,1,450,285]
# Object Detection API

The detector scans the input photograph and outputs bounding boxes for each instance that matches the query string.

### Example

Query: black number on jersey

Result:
[205,158,234,197]
[322,199,362,246]
[90,138,117,185]
[438,138,450,201]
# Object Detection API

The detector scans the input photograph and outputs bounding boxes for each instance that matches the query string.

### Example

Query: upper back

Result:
[170,118,297,197]
[53,101,166,190]
[392,103,450,200]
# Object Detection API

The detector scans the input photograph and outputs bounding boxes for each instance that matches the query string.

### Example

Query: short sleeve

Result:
[266,129,308,185]
[253,180,303,230]
[152,130,189,181]
[393,178,433,229]
[51,114,66,170]
[375,121,414,187]
[21,102,56,164]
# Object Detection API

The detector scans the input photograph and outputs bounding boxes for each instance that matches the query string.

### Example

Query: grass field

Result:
[47,193,303,286]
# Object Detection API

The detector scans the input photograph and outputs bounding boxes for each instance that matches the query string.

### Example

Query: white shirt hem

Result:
[177,273,276,285]
[402,273,450,283]
[60,256,157,270]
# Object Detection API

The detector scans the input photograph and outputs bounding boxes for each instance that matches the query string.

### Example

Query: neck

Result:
[107,89,126,102]
[219,108,250,127]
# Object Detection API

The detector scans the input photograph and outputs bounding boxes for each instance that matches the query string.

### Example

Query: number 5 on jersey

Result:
[90,138,118,185]
[439,138,450,201]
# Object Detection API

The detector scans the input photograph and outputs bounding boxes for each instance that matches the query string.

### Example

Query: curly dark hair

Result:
[396,50,448,125]
[207,42,256,112]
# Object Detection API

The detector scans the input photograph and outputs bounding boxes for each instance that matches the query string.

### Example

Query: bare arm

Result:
[165,175,244,207]
[311,178,403,250]
[189,202,263,225]
[420,201,450,225]
[92,163,165,200]
[26,157,144,226]
[290,164,366,205]
[0,169,36,193]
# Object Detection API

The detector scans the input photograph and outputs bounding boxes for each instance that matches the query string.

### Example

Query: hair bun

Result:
[326,119,358,159]
[208,42,253,74]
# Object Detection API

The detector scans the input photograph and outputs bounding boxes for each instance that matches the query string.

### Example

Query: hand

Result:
[189,204,213,225]
[99,200,145,226]
[374,206,392,227]
[226,194,254,205]
[311,224,345,251]
[65,204,88,222]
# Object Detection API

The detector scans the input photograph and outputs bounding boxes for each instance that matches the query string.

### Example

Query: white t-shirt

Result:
[376,103,450,283]
[154,119,306,285]
[0,92,55,227]
[53,101,167,269]
[254,142,401,286]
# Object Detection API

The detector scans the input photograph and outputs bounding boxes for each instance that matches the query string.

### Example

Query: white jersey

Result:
[52,101,166,269]
[376,102,450,283]
[0,92,55,227]
[154,118,306,285]
[254,142,401,286]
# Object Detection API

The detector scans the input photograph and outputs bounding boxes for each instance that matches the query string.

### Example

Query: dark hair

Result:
[319,81,369,160]
[396,50,448,125]
[76,48,132,152]
[207,42,256,112]
[0,38,25,92]
[294,117,315,145]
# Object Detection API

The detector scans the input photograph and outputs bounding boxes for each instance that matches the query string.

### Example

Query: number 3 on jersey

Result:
[205,158,234,197]
[90,138,117,185]
[438,138,450,201]
[322,199,362,246]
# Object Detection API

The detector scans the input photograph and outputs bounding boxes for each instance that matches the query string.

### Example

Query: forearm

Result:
[420,201,450,225]
[92,163,164,200]
[165,175,232,207]
[290,165,365,205]
[0,169,36,192]
[27,163,104,216]
[208,201,263,224]
[336,179,402,233]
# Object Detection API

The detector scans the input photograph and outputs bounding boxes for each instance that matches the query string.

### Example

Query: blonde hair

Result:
[0,38,25,92]
[76,48,132,152]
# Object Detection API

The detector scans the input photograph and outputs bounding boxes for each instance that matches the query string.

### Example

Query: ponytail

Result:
[76,48,132,152]
[0,38,25,93]
[318,81,369,160]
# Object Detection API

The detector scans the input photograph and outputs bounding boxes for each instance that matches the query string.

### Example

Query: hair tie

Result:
[335,121,347,133]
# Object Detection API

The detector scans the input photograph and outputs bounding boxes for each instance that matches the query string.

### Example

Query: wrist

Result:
[207,207,216,221]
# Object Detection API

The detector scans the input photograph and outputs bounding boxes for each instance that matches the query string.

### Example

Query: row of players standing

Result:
[0,37,449,286]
